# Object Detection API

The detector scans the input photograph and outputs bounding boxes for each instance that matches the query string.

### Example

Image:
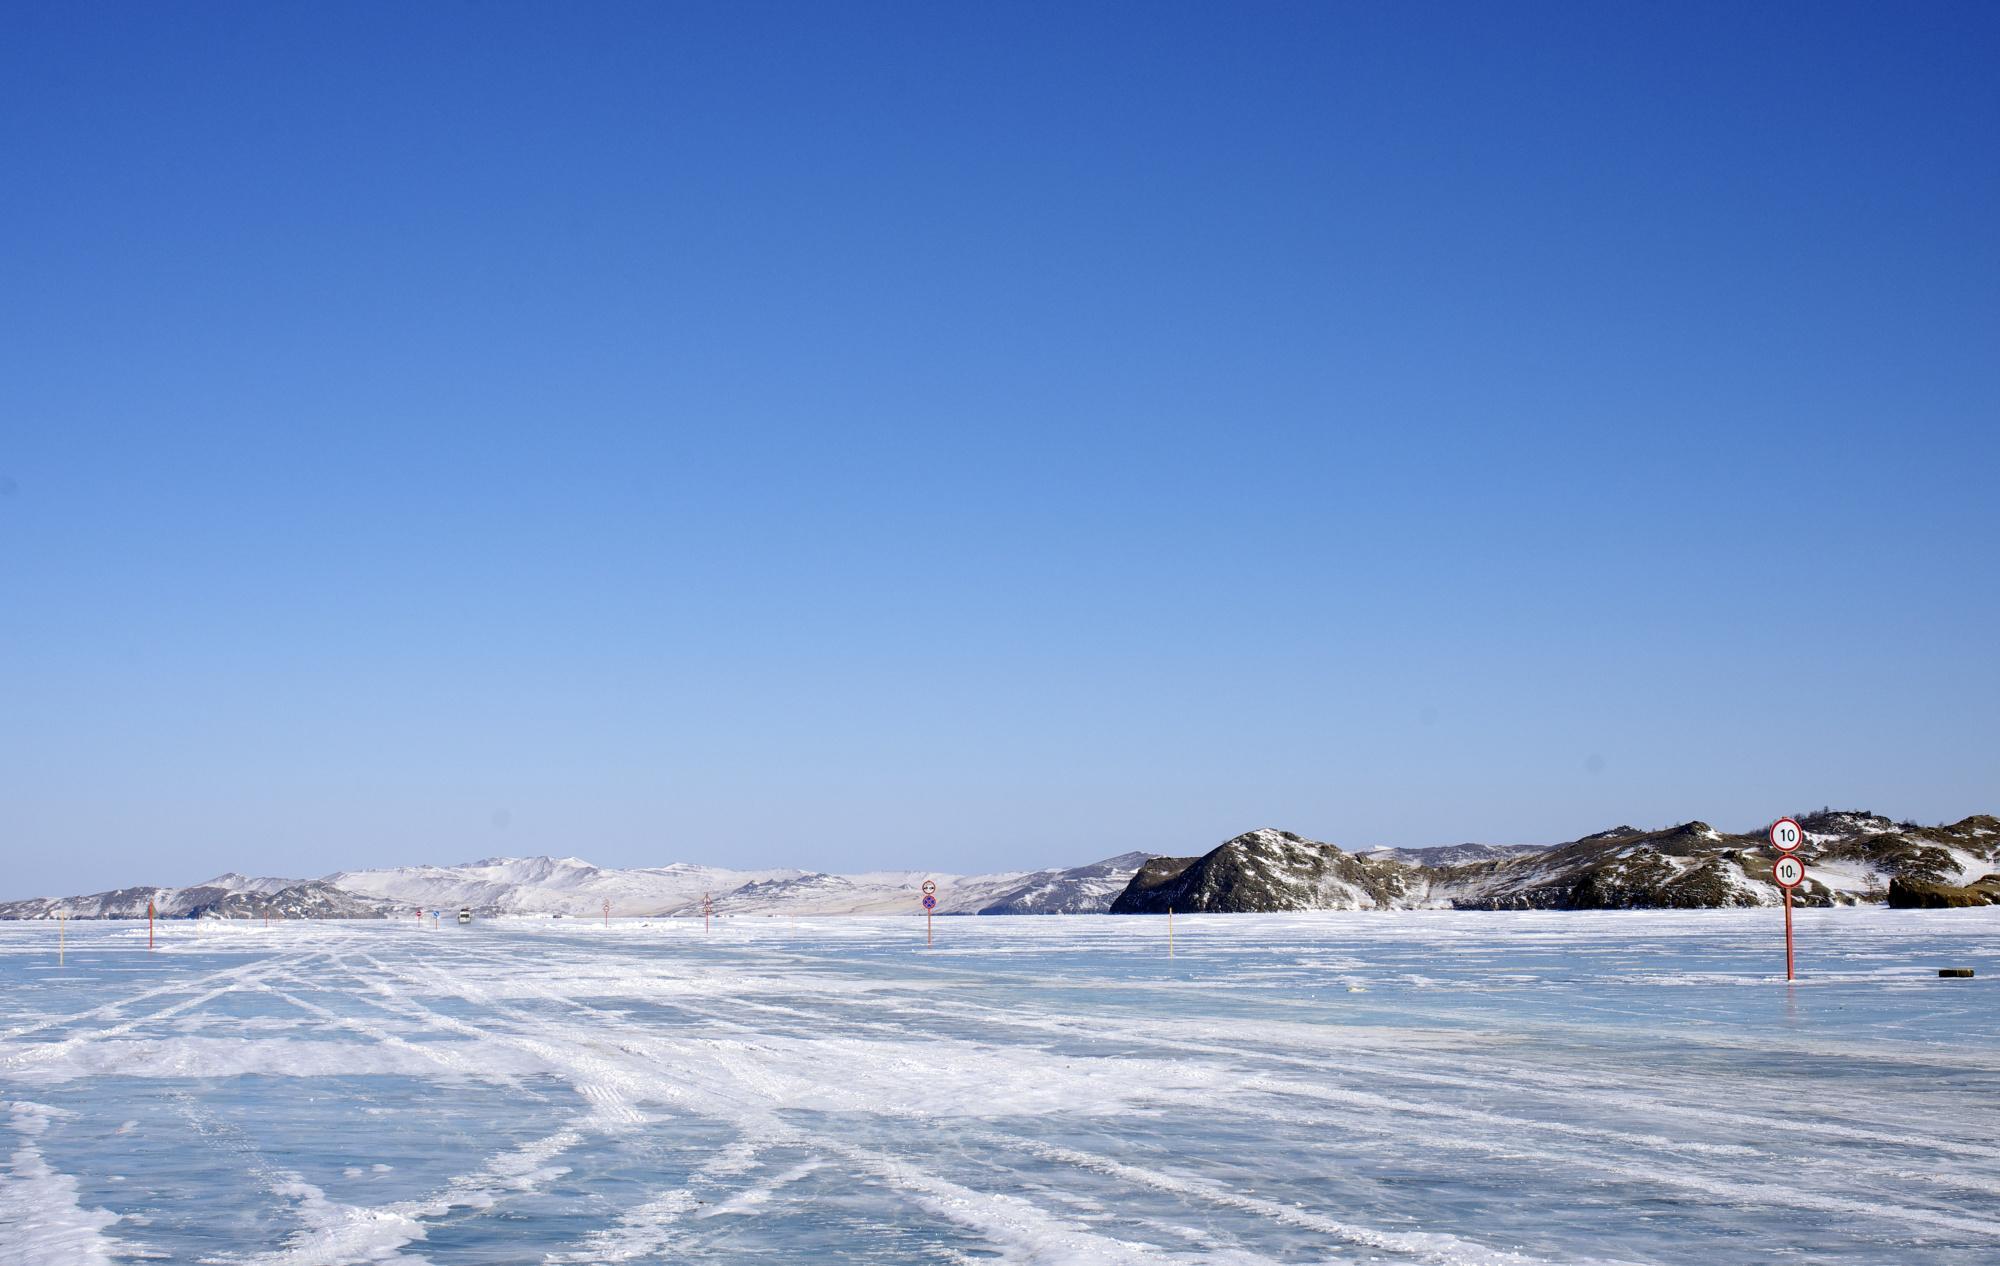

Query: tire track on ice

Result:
[0,954,330,1079]
[913,989,2000,1167]
[695,984,2000,1243]
[629,945,2000,1237]
[360,947,1607,1266]
[0,952,300,1043]
[348,951,1285,1264]
[189,955,641,1265]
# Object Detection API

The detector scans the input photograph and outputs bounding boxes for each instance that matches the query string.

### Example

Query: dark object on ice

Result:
[458,906,472,924]
[1938,968,1975,978]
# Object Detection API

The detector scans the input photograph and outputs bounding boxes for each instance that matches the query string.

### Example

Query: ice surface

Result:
[2,910,1998,1264]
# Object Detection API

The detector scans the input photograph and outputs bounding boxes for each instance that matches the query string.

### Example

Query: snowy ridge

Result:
[329,853,1157,919]
[1,853,1159,920]
[327,856,809,918]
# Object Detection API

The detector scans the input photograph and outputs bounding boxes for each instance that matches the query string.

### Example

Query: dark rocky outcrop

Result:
[1107,829,1415,913]
[1446,822,1769,910]
[179,881,400,920]
[1108,813,2000,913]
[1886,876,2000,908]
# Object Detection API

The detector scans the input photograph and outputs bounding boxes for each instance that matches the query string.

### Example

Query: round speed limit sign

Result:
[1770,818,1803,853]
[1773,855,1807,888]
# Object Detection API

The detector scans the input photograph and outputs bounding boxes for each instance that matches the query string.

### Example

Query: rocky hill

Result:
[1109,811,2000,912]
[1109,830,1419,913]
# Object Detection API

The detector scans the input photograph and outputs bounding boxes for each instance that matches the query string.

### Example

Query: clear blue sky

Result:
[4,2,1996,896]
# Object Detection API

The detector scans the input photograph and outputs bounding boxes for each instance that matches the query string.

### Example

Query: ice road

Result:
[2,910,1997,1265]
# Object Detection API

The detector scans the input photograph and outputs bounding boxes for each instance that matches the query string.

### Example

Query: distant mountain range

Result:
[0,852,1153,920]
[5,811,1995,920]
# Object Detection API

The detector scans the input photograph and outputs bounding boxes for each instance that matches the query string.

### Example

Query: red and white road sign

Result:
[1773,855,1807,888]
[921,879,936,896]
[922,894,937,910]
[1770,818,1803,853]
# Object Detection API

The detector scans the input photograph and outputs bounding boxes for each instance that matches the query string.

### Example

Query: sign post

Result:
[704,892,712,933]
[603,898,611,927]
[921,880,937,946]
[147,899,155,951]
[58,913,65,966]
[1770,819,1805,982]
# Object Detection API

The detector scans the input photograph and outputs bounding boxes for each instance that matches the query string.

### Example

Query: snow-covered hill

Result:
[1,852,1158,920]
[329,852,1157,918]
[325,856,806,918]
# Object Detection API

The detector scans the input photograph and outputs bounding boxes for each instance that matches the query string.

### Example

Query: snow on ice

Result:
[2,910,1998,1264]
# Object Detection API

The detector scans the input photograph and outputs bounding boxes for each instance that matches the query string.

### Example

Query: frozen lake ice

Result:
[3,909,1997,1264]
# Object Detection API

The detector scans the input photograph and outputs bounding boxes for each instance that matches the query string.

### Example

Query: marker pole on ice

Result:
[921,880,937,946]
[1168,906,1174,959]
[148,899,155,951]
[1785,881,1795,979]
[1770,819,1805,982]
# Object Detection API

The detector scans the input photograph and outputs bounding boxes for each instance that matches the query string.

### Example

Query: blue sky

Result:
[3,2,1996,895]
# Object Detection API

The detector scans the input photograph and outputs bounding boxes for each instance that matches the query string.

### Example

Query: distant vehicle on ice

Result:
[457,906,472,924]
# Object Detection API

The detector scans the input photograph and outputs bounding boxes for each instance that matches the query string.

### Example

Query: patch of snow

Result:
[0,1102,128,1265]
